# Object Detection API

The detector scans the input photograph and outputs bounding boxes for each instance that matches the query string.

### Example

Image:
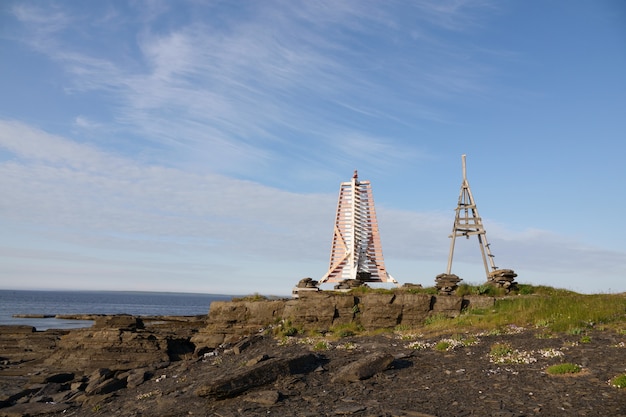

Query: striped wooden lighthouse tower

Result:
[319,170,397,285]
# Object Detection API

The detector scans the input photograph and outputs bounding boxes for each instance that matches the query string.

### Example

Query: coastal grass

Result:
[350,286,626,339]
[489,342,514,357]
[609,373,626,388]
[448,291,626,334]
[275,285,625,340]
[546,363,582,375]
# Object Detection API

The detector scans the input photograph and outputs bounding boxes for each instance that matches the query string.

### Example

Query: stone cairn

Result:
[295,277,319,289]
[334,279,368,291]
[435,273,462,295]
[487,269,518,292]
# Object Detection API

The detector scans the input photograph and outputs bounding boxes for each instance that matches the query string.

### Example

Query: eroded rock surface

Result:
[1,294,625,416]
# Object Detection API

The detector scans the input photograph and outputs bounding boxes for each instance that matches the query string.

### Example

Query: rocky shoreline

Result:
[1,294,625,416]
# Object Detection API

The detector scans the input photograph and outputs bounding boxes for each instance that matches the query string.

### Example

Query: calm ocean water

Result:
[0,290,233,330]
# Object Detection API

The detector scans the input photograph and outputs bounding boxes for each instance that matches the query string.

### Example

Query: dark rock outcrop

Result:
[195,352,318,399]
[331,352,394,383]
[191,291,493,351]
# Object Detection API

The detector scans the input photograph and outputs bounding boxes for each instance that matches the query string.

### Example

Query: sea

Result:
[0,290,234,330]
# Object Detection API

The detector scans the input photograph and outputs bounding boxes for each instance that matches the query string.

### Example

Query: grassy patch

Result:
[424,313,450,326]
[609,373,626,388]
[313,340,330,351]
[490,343,513,357]
[434,340,452,351]
[231,293,268,302]
[453,291,625,334]
[546,363,581,375]
[330,322,364,338]
[274,320,300,337]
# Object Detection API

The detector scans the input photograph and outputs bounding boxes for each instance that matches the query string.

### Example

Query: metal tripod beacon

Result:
[320,170,397,285]
[446,154,497,278]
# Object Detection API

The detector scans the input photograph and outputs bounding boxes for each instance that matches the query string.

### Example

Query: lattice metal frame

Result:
[320,171,397,284]
[446,155,497,278]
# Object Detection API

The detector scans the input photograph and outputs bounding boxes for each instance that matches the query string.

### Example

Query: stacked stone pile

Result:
[295,277,319,289]
[435,273,462,295]
[334,279,367,290]
[487,269,518,292]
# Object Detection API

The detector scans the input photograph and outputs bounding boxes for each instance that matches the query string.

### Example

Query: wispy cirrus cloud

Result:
[7,0,501,178]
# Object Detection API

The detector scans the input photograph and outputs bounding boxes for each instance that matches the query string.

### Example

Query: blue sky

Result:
[1,1,625,295]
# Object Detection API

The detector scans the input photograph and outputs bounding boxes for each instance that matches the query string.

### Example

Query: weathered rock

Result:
[0,402,70,417]
[487,269,519,292]
[358,293,402,329]
[296,277,319,288]
[196,352,318,399]
[331,352,394,383]
[122,368,152,389]
[44,327,170,372]
[192,299,285,350]
[85,377,126,396]
[93,315,144,330]
[435,273,462,295]
[0,386,40,407]
[244,390,281,405]
[431,295,463,318]
[44,372,74,383]
[30,382,64,402]
[0,327,66,365]
[462,295,495,310]
[395,293,432,325]
[283,293,338,331]
[334,279,367,290]
[246,354,270,367]
[0,325,35,334]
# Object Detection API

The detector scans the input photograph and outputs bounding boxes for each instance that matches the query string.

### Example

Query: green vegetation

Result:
[546,363,582,375]
[609,373,626,388]
[273,285,625,341]
[231,293,268,302]
[275,320,300,337]
[330,322,364,338]
[453,290,625,333]
[434,340,452,351]
[455,283,507,297]
[490,343,514,357]
[313,340,330,351]
[347,286,395,295]
[352,285,626,336]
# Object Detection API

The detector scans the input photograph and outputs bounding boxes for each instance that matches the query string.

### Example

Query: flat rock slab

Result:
[0,402,71,417]
[243,390,281,405]
[196,352,318,399]
[332,352,394,383]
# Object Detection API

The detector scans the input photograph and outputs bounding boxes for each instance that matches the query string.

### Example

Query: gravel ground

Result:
[33,327,626,417]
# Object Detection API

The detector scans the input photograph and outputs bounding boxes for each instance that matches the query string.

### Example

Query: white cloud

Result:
[1,119,625,293]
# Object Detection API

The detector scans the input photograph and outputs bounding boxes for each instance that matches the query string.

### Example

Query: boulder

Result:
[332,352,394,383]
[196,353,318,399]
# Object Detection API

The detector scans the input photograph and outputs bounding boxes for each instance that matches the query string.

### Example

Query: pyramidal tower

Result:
[319,170,397,285]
